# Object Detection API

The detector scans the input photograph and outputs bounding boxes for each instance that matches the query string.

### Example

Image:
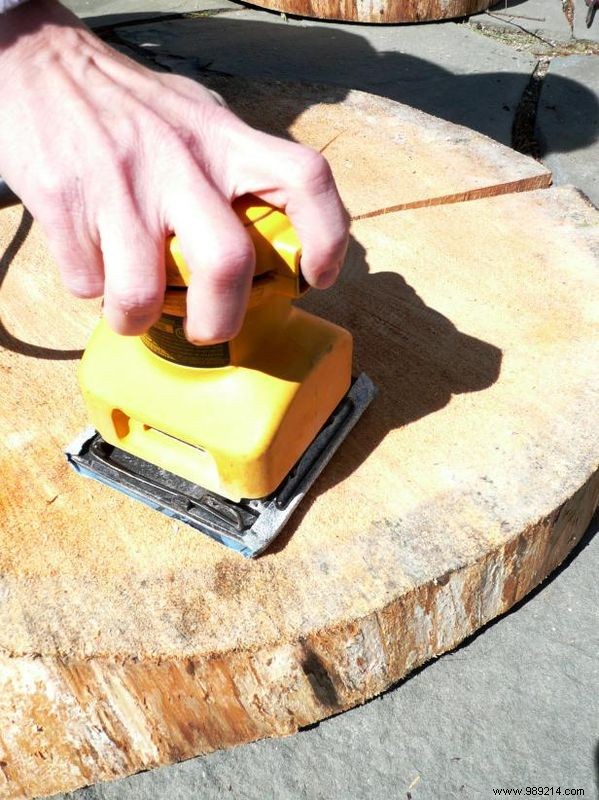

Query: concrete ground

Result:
[55,1,598,798]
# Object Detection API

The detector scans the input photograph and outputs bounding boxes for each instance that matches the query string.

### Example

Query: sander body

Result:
[66,196,375,556]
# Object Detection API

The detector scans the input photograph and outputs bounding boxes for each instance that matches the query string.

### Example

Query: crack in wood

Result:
[511,57,551,159]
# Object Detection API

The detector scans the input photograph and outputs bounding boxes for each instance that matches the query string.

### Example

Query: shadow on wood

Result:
[102,14,599,154]
[271,234,503,549]
[0,208,84,361]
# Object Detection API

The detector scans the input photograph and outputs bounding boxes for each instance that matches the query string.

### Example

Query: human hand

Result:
[0,0,349,341]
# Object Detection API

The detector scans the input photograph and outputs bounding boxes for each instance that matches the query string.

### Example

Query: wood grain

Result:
[0,82,597,798]
[201,78,552,219]
[243,0,494,24]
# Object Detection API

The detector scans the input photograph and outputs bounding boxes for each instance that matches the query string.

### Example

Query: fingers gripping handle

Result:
[165,195,307,314]
[0,183,306,311]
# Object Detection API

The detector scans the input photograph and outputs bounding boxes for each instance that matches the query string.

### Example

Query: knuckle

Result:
[37,173,65,204]
[36,173,80,212]
[287,147,332,190]
[208,89,228,109]
[34,182,87,237]
[203,241,255,292]
[109,285,163,317]
[63,273,104,299]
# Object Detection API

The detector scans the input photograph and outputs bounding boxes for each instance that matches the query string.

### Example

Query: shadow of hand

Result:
[302,236,502,490]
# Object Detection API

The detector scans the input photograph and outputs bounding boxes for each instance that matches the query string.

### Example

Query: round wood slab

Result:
[0,81,597,798]
[244,0,494,24]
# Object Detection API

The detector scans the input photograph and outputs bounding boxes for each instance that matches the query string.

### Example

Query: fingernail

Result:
[315,268,339,289]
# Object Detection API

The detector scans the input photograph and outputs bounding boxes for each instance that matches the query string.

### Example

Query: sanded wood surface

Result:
[244,0,494,24]
[0,82,598,799]
[202,78,551,219]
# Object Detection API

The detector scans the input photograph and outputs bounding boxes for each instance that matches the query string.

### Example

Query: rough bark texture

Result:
[244,0,493,24]
[0,82,597,799]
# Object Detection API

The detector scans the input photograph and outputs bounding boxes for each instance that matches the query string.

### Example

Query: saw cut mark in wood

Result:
[200,78,552,219]
[0,81,597,798]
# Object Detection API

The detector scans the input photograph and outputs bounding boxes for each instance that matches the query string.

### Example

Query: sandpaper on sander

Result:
[0,180,375,556]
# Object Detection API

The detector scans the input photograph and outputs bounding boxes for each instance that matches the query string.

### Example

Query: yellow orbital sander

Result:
[0,180,374,556]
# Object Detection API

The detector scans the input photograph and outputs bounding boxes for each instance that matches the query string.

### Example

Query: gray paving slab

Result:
[470,0,573,41]
[538,54,599,206]
[55,517,599,800]
[63,0,239,29]
[118,11,536,146]
[573,0,599,42]
[112,5,599,205]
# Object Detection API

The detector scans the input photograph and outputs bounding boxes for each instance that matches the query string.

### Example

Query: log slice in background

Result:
[242,0,495,25]
[0,80,597,798]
